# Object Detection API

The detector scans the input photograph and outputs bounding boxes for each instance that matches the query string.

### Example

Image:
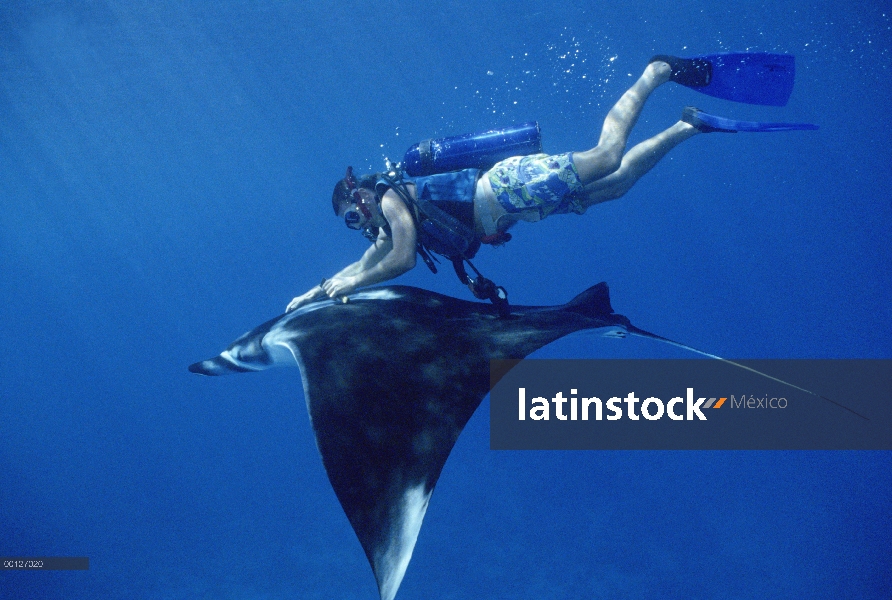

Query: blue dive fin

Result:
[682,107,819,133]
[654,52,797,106]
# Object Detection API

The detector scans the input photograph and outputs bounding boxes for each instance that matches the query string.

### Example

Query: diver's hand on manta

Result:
[286,286,325,313]
[286,295,309,313]
[322,276,357,299]
[286,277,357,312]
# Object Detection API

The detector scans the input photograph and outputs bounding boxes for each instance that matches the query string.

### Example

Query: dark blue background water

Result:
[2,2,890,598]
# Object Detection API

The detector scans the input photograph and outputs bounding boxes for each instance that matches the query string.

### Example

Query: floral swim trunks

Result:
[487,152,587,220]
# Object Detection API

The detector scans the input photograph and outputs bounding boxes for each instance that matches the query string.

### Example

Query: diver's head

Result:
[333,166,379,230]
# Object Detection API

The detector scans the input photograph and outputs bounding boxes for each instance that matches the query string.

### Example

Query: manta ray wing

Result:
[189,283,632,600]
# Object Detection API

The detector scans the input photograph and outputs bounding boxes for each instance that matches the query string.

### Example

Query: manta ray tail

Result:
[627,328,870,421]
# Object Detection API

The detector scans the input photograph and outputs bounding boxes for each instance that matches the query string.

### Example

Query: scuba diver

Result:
[287,53,816,314]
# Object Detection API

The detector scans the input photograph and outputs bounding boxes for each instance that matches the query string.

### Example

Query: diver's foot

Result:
[681,107,736,133]
[644,59,672,86]
[651,55,712,88]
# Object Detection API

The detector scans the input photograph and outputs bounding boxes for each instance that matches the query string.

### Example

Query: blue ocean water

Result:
[1,1,890,598]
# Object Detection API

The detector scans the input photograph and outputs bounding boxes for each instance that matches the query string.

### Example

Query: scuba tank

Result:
[403,122,542,177]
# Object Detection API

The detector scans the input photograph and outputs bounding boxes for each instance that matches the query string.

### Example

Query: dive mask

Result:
[343,166,373,230]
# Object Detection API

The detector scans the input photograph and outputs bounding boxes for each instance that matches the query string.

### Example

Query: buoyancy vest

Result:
[376,169,482,261]
[375,169,509,316]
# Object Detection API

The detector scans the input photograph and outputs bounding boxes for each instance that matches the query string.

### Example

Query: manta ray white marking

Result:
[348,289,404,302]
[217,349,268,371]
[277,289,405,326]
[375,483,432,600]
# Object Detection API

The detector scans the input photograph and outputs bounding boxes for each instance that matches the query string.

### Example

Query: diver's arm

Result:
[286,236,392,312]
[329,237,392,279]
[355,233,394,271]
[321,192,416,297]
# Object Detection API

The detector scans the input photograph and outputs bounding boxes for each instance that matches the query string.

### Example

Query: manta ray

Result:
[188,282,849,600]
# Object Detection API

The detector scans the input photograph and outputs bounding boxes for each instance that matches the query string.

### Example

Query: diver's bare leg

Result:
[572,61,672,184]
[575,120,699,208]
